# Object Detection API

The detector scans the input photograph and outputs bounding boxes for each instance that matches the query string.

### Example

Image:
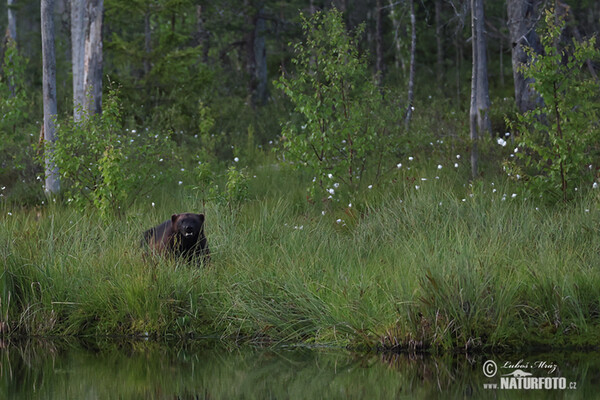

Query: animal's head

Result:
[171,213,205,240]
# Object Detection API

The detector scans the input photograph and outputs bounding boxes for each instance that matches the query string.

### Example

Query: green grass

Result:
[1,161,599,353]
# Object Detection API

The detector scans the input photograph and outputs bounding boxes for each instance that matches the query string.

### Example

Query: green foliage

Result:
[0,40,32,175]
[53,87,175,216]
[276,9,395,201]
[506,8,600,203]
[225,165,249,207]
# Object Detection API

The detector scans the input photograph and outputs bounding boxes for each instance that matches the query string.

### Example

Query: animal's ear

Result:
[197,213,205,221]
[171,214,179,224]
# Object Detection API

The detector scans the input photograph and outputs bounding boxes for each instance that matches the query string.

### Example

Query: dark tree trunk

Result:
[404,0,416,130]
[41,0,60,195]
[144,8,151,75]
[196,4,210,63]
[375,0,384,85]
[435,0,444,83]
[507,0,543,113]
[245,2,267,107]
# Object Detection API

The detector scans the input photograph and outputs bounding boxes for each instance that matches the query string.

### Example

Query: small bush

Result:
[53,86,175,216]
[506,8,600,203]
[276,9,397,202]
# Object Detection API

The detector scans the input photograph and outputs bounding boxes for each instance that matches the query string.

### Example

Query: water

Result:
[1,340,599,399]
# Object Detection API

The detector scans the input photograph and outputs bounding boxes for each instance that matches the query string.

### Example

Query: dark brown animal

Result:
[142,213,210,265]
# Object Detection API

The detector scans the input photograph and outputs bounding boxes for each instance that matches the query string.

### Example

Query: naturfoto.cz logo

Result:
[482,359,577,391]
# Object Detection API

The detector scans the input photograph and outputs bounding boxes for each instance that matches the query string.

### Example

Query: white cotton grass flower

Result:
[415,185,420,190]
[321,210,326,216]
[593,182,599,189]
[368,185,373,189]
[397,163,402,168]
[327,188,335,195]
[456,155,461,159]
[151,202,155,207]
[328,173,333,179]
[234,157,239,162]
[454,163,459,168]
[437,164,442,170]
[336,218,342,224]
[408,156,414,161]
[333,182,339,188]
[178,181,183,185]
[505,132,510,137]
[511,193,517,198]
[497,138,507,147]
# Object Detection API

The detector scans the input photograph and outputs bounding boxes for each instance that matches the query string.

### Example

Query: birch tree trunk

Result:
[388,0,405,72]
[507,0,543,113]
[7,0,17,41]
[404,0,416,130]
[41,0,60,195]
[469,0,479,179]
[71,0,85,121]
[83,0,103,115]
[474,0,491,137]
[469,0,491,178]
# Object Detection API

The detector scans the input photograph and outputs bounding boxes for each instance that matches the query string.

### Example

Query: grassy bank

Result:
[1,163,600,352]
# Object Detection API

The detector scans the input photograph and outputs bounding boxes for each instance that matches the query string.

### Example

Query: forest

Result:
[0,0,599,352]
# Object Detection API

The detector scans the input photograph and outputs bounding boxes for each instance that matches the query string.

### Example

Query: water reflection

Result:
[1,339,599,399]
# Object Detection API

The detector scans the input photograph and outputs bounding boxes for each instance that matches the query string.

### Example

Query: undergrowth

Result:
[1,162,599,353]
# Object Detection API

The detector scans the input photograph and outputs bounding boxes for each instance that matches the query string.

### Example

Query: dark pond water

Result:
[1,340,599,399]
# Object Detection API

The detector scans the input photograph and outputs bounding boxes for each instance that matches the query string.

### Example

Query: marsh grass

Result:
[1,164,599,352]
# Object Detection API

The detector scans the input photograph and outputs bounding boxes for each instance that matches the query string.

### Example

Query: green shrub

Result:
[0,39,33,178]
[506,8,600,203]
[53,87,175,216]
[276,9,396,202]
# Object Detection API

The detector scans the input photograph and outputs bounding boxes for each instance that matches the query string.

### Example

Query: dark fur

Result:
[142,213,210,265]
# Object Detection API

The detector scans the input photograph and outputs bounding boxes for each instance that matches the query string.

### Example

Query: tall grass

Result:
[1,163,599,352]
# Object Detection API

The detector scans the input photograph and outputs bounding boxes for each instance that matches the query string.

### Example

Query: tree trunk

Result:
[196,4,209,63]
[404,0,416,130]
[435,0,444,83]
[474,0,491,137]
[388,0,405,72]
[469,0,491,178]
[6,0,18,97]
[41,0,60,195]
[507,0,543,113]
[71,0,85,121]
[83,0,103,115]
[254,5,267,105]
[7,0,17,41]
[469,0,478,178]
[375,0,384,85]
[245,2,267,107]
[144,9,151,75]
